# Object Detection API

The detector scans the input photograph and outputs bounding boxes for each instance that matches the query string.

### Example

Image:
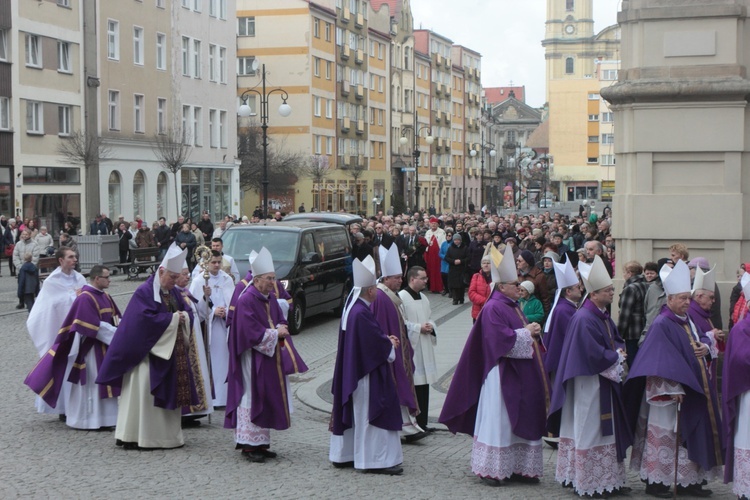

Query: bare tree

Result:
[300,155,330,211]
[57,130,112,225]
[238,124,304,199]
[343,163,366,214]
[152,128,193,219]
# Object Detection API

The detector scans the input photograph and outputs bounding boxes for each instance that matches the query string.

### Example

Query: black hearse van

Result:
[221,221,352,334]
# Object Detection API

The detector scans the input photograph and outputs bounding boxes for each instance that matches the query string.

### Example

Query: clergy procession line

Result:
[17,217,750,499]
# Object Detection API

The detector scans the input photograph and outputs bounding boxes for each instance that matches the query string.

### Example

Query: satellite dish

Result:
[251,58,260,72]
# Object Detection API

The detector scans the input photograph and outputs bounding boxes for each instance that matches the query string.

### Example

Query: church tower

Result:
[543,0,598,103]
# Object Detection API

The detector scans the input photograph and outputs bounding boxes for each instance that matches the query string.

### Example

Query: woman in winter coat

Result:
[438,229,453,296]
[519,280,544,323]
[443,233,469,305]
[469,256,492,322]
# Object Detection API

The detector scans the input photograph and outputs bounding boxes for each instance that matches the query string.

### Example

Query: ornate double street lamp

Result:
[399,125,433,213]
[238,60,292,219]
[469,132,496,212]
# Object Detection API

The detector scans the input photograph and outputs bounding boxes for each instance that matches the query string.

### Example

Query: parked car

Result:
[221,221,352,334]
[283,213,363,232]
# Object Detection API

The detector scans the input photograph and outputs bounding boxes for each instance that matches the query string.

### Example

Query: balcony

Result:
[355,13,364,28]
[444,58,451,69]
[341,45,350,60]
[341,117,351,132]
[356,120,364,134]
[444,140,451,151]
[441,84,448,95]
[436,53,443,66]
[437,138,444,148]
[342,8,350,23]
[434,82,442,95]
[357,154,366,167]
[355,84,364,99]
[355,49,364,64]
[442,111,449,123]
[341,80,350,96]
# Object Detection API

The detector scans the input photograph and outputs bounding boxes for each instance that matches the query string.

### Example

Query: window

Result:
[0,29,7,62]
[209,0,217,16]
[314,96,321,117]
[108,91,119,131]
[588,92,600,100]
[587,157,598,164]
[157,98,166,135]
[378,76,384,93]
[107,20,119,60]
[219,47,227,83]
[325,22,331,42]
[58,0,70,6]
[193,0,201,12]
[601,133,615,144]
[326,99,333,119]
[57,41,71,73]
[588,136,599,143]
[566,0,574,11]
[378,109,383,126]
[601,154,616,166]
[133,27,144,65]
[209,44,217,81]
[156,33,166,70]
[219,111,227,147]
[601,69,618,80]
[0,97,9,130]
[181,0,190,7]
[378,43,384,59]
[588,114,599,121]
[25,34,41,68]
[58,105,71,136]
[182,105,191,144]
[238,56,256,76]
[23,167,80,184]
[182,37,190,76]
[313,57,320,77]
[565,57,574,74]
[313,18,320,38]
[209,109,217,147]
[219,0,227,19]
[157,0,165,7]
[134,94,144,133]
[314,135,322,155]
[602,112,614,123]
[239,17,255,36]
[26,101,43,134]
[326,137,333,155]
[326,61,332,80]
[193,106,202,146]
[193,39,201,78]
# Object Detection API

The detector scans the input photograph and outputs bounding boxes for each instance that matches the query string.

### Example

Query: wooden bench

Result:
[126,247,161,280]
[37,257,59,283]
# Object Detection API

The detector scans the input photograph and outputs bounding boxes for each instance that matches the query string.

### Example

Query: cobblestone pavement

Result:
[0,272,734,499]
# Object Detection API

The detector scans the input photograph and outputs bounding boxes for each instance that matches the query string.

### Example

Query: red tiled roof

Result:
[485,86,525,104]
[370,0,400,16]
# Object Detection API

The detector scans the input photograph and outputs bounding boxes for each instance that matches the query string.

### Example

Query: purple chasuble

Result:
[370,288,418,414]
[224,284,307,430]
[330,298,402,435]
[95,275,199,410]
[722,315,750,482]
[25,285,121,407]
[547,299,632,460]
[543,298,577,375]
[226,271,291,327]
[625,306,724,472]
[438,289,550,441]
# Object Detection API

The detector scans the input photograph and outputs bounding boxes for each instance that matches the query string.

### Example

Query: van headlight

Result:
[281,279,290,290]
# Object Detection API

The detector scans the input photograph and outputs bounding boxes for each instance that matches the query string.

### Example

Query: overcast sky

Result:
[409,0,622,108]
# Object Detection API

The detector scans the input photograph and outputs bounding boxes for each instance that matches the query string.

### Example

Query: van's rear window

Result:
[222,230,299,263]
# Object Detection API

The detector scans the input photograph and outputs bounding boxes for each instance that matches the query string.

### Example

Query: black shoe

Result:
[613,486,632,496]
[644,483,671,499]
[480,477,505,487]
[366,465,403,475]
[423,426,438,433]
[676,484,712,497]
[332,461,354,469]
[257,448,277,458]
[242,450,266,463]
[181,417,202,428]
[508,473,540,484]
[15,304,24,310]
[403,431,428,444]
[452,301,458,305]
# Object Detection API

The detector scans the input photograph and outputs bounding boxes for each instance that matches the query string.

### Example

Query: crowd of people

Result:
[16,202,750,498]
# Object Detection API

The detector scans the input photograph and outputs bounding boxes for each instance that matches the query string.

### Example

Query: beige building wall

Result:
[602,0,750,325]
[13,0,85,230]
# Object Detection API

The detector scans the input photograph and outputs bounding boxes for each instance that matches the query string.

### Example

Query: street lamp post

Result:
[238,61,292,220]
[399,126,434,213]
[469,133,496,214]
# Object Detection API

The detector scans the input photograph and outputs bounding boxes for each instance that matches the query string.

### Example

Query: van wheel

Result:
[289,299,304,335]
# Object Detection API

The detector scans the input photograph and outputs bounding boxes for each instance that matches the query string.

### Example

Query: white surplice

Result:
[64,322,119,429]
[114,312,186,449]
[556,361,627,496]
[190,270,234,407]
[329,347,403,470]
[471,330,543,480]
[733,391,750,498]
[398,290,437,386]
[26,267,86,415]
